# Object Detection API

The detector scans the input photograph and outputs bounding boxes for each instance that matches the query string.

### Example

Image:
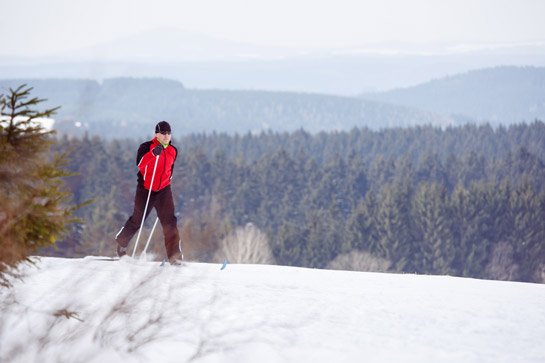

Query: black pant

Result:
[116,184,181,259]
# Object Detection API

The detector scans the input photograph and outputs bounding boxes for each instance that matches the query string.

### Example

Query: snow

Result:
[1,256,545,363]
[0,116,55,131]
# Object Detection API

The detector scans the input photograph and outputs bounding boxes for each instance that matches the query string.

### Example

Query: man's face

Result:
[156,131,171,145]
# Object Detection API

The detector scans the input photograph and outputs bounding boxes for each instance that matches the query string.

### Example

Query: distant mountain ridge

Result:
[51,27,300,62]
[363,66,545,124]
[1,66,542,138]
[3,52,545,95]
[0,78,452,138]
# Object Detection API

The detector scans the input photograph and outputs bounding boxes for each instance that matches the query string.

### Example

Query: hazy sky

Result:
[2,0,545,56]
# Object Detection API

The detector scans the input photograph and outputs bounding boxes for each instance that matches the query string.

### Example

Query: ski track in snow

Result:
[1,256,545,363]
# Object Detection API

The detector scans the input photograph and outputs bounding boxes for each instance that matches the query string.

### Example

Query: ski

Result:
[83,256,119,262]
[159,257,227,270]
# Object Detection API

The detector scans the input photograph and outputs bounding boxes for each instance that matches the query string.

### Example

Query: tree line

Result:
[47,121,545,283]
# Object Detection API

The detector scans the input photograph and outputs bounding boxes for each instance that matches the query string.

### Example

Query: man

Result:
[115,121,182,264]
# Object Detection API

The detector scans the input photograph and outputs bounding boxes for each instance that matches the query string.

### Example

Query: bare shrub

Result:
[216,223,275,265]
[327,250,391,272]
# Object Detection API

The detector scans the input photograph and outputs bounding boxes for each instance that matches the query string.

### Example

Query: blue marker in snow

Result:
[221,258,227,270]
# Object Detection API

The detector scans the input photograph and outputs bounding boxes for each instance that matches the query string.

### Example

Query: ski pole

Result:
[141,217,159,258]
[132,155,159,258]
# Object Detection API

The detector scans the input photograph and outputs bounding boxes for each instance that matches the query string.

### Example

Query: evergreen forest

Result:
[48,121,545,283]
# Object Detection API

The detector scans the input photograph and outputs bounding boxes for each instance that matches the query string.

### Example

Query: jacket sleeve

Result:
[170,145,178,179]
[136,142,156,170]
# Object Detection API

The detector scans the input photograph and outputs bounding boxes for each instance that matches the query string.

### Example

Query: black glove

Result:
[152,144,163,156]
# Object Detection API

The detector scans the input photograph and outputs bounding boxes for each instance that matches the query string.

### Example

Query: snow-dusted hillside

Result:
[1,257,544,363]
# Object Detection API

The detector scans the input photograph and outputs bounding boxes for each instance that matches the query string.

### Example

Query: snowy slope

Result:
[1,256,544,363]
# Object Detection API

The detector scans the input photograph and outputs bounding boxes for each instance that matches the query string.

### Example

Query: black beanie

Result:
[155,121,171,133]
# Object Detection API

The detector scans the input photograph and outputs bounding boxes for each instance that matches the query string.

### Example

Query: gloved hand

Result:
[152,144,163,156]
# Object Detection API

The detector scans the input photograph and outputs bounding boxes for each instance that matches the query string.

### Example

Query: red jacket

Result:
[136,137,178,191]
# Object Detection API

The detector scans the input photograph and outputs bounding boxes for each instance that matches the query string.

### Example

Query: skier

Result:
[115,121,182,264]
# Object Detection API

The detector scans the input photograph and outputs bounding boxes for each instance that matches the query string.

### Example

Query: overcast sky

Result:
[2,0,545,57]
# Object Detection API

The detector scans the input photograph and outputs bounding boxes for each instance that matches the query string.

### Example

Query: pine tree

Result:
[348,190,380,254]
[273,221,305,266]
[511,178,545,281]
[413,183,454,274]
[376,180,415,272]
[456,183,493,278]
[0,84,84,287]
